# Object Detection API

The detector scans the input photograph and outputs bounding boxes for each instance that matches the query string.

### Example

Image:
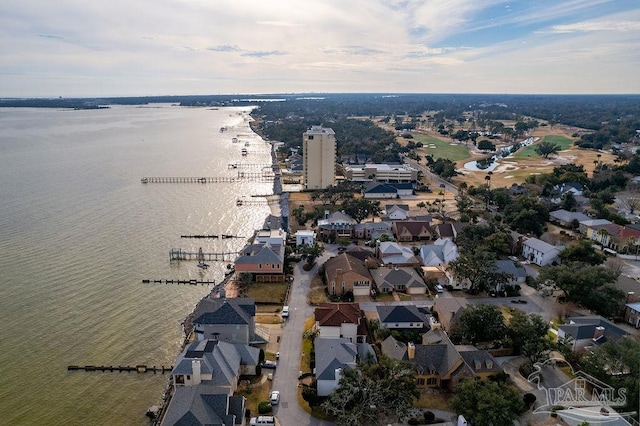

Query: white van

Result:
[250,416,276,426]
[281,306,289,318]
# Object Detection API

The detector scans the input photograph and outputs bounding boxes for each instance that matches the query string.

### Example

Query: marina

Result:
[169,248,239,262]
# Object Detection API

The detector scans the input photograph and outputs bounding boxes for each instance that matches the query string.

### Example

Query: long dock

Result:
[169,248,238,262]
[180,234,241,239]
[142,279,216,285]
[68,365,173,374]
[228,162,278,170]
[141,171,274,184]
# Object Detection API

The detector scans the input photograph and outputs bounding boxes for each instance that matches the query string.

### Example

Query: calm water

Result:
[0,105,273,425]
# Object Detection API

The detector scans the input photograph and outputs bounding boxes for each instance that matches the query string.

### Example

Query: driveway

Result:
[270,250,335,426]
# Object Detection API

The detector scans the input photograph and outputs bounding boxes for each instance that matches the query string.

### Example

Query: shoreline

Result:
[154,109,282,424]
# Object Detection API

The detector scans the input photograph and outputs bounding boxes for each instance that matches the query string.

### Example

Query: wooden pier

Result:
[169,248,238,262]
[142,279,216,285]
[68,365,173,374]
[140,172,274,184]
[180,234,241,239]
[228,162,277,170]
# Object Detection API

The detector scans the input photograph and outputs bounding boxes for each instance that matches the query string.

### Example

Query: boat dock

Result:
[142,279,216,285]
[169,248,238,262]
[141,171,274,184]
[180,234,241,239]
[236,198,276,206]
[68,365,173,374]
[228,162,277,170]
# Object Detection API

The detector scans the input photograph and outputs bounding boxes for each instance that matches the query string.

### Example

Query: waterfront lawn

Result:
[412,133,472,162]
[512,134,574,159]
[246,282,288,306]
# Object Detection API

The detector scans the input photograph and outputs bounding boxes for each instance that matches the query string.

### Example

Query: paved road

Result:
[271,250,335,426]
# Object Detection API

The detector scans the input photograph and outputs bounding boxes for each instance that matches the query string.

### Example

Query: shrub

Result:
[423,411,436,422]
[523,393,537,407]
[407,418,420,425]
[257,401,272,414]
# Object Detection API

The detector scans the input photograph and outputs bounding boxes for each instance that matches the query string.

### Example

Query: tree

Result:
[322,357,419,426]
[477,139,496,152]
[537,262,623,317]
[507,311,552,364]
[450,304,507,346]
[535,140,561,158]
[580,338,640,414]
[450,379,526,426]
[448,248,510,294]
[558,239,606,265]
[342,198,381,223]
[301,242,325,265]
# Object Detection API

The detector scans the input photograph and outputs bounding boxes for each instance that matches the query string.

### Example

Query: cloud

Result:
[549,20,640,33]
[322,46,385,55]
[241,50,287,58]
[207,45,242,52]
[256,20,302,27]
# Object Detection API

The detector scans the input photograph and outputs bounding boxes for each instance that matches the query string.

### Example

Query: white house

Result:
[295,230,316,247]
[315,337,357,396]
[419,239,459,266]
[521,237,561,266]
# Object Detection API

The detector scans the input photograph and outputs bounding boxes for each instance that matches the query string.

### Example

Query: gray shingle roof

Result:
[315,338,357,380]
[381,335,408,361]
[376,304,424,324]
[193,298,255,326]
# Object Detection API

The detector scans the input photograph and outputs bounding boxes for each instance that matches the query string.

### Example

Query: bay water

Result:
[0,105,273,425]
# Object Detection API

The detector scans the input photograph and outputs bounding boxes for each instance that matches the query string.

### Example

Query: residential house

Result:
[370,267,428,295]
[382,330,502,389]
[549,209,591,228]
[315,337,358,396]
[419,239,459,266]
[295,230,316,247]
[317,211,357,240]
[494,260,527,291]
[551,182,584,203]
[324,253,373,297]
[388,182,414,196]
[578,218,612,235]
[433,297,468,332]
[353,221,393,240]
[343,246,376,262]
[585,222,622,251]
[234,241,284,282]
[383,204,410,220]
[624,302,640,328]
[434,222,469,242]
[557,316,631,350]
[392,220,435,242]
[314,303,367,343]
[521,237,561,266]
[192,297,265,345]
[377,241,421,267]
[162,339,262,425]
[376,304,429,331]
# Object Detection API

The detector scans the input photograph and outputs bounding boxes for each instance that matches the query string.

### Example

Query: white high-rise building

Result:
[303,126,336,190]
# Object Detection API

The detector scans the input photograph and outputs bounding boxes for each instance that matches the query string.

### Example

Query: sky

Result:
[1,0,640,97]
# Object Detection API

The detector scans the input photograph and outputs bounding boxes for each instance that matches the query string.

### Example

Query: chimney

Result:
[593,326,605,341]
[325,210,330,219]
[407,342,415,360]
[192,359,201,385]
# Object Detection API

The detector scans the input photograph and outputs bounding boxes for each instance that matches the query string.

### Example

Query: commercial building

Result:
[303,126,336,190]
[344,163,418,182]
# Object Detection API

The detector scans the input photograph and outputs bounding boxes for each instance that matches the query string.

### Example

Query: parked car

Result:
[250,416,276,426]
[435,284,444,293]
[260,360,277,369]
[281,306,289,318]
[270,390,280,405]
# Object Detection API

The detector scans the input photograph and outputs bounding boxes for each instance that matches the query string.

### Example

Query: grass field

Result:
[411,133,472,162]
[512,135,574,159]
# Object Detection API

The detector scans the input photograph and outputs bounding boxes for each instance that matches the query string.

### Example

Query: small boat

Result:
[241,148,248,156]
[196,247,209,269]
[244,141,250,146]
[232,137,238,143]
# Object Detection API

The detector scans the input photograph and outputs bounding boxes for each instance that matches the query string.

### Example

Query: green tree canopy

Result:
[447,248,510,294]
[342,198,381,223]
[322,357,419,426]
[450,304,507,345]
[558,239,606,265]
[537,262,623,317]
[450,379,526,426]
[507,311,552,364]
[580,338,640,414]
[535,140,561,158]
